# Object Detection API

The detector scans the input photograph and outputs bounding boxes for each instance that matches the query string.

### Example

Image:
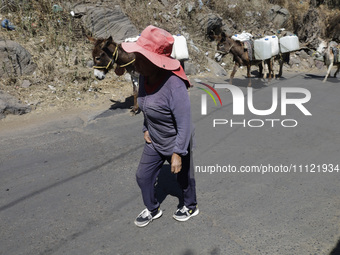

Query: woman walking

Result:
[122,25,199,227]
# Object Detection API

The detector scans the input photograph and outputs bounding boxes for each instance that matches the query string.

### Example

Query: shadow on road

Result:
[109,96,134,110]
[219,77,270,88]
[304,73,340,83]
[329,238,340,255]
[93,95,140,119]
[109,96,141,114]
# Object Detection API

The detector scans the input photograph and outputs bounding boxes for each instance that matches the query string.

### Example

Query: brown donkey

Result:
[87,35,140,114]
[216,32,274,86]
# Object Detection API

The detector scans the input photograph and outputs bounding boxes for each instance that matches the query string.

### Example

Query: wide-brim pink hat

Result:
[121,25,181,70]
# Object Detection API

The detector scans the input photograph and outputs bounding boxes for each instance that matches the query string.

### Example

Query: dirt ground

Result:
[0,72,132,130]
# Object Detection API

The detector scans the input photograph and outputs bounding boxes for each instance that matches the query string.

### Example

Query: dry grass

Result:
[213,0,270,29]
[0,0,134,112]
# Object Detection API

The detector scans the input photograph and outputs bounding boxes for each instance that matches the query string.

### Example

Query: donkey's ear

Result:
[219,32,227,42]
[83,26,96,43]
[86,34,97,44]
[104,36,114,48]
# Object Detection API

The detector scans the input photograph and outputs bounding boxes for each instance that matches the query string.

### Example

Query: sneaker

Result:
[134,207,162,227]
[173,205,199,222]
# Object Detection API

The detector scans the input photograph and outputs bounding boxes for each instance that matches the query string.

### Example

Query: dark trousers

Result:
[136,142,197,212]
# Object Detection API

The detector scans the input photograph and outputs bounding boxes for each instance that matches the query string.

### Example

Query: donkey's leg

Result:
[323,62,333,83]
[263,60,269,79]
[229,64,238,85]
[247,64,252,87]
[278,53,289,78]
[258,62,263,78]
[278,58,283,78]
[268,58,274,81]
[132,83,138,112]
[130,74,139,114]
[246,64,251,78]
[333,64,340,78]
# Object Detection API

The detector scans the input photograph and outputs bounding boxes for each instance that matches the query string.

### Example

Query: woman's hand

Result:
[144,130,152,144]
[171,153,182,174]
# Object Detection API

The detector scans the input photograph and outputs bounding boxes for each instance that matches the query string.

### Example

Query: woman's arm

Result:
[170,79,192,157]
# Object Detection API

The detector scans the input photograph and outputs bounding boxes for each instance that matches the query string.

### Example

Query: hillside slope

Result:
[0,0,338,117]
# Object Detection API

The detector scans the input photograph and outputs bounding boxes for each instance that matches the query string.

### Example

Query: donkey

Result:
[87,35,140,114]
[315,39,340,82]
[215,32,274,86]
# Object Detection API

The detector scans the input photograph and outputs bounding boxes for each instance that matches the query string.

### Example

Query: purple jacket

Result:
[138,73,193,157]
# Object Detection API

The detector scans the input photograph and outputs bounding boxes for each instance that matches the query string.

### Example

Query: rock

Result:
[184,62,198,75]
[221,23,234,37]
[197,13,223,39]
[0,39,37,78]
[0,91,31,119]
[289,55,301,66]
[307,57,315,68]
[207,58,228,77]
[267,5,290,28]
[81,5,139,43]
[315,60,324,69]
[71,2,113,18]
[87,60,94,68]
[298,50,310,60]
[71,4,94,18]
[21,80,31,88]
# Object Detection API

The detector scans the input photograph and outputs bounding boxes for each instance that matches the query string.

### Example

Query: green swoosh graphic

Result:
[198,87,217,106]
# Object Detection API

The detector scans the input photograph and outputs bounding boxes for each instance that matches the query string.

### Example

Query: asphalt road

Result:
[1,71,340,255]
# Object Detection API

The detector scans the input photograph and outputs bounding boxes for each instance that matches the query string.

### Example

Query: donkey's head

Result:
[315,38,328,59]
[216,32,237,55]
[87,35,118,80]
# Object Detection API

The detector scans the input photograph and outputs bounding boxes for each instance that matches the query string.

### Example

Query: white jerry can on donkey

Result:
[171,35,189,61]
[279,35,300,53]
[231,31,253,42]
[265,35,279,56]
[254,37,272,60]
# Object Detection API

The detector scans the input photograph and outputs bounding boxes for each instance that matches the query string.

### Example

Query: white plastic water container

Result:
[279,35,299,53]
[171,35,189,60]
[124,35,140,42]
[265,35,279,56]
[232,32,253,42]
[254,37,272,60]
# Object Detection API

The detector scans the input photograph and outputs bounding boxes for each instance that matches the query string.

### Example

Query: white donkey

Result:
[315,39,340,82]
